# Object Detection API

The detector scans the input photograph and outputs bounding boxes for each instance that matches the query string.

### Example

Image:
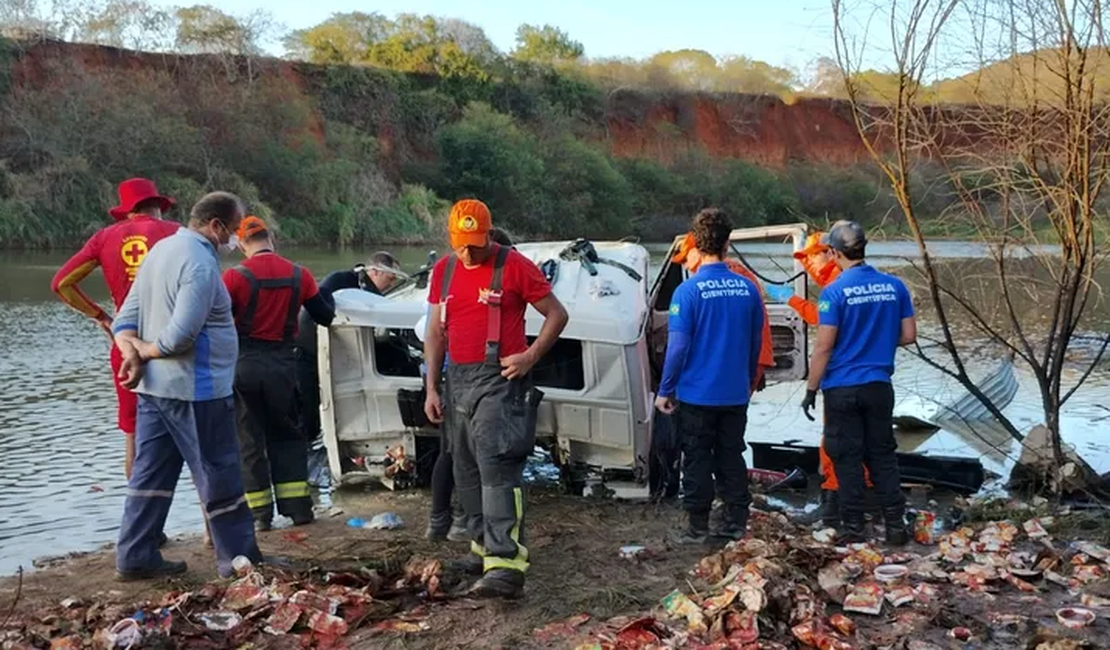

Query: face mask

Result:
[220,234,239,254]
[213,220,238,254]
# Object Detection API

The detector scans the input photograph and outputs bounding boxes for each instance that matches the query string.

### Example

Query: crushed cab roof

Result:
[330,240,652,345]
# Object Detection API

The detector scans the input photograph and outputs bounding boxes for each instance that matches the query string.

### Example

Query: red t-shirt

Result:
[51,215,182,320]
[428,247,552,364]
[223,252,320,342]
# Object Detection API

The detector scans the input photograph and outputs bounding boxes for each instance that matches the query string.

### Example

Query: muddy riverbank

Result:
[2,242,1109,576]
[3,489,1110,649]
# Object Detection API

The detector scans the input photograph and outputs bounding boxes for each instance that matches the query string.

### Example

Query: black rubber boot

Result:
[820,490,841,528]
[116,559,188,582]
[471,568,525,599]
[446,553,484,576]
[425,511,452,541]
[714,509,749,541]
[446,512,470,542]
[836,513,868,545]
[883,507,910,546]
[671,512,710,545]
[291,511,315,527]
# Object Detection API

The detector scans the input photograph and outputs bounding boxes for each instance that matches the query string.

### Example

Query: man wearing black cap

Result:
[801,220,917,545]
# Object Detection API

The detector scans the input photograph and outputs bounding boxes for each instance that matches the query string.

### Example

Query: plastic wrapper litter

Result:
[914,511,937,545]
[842,583,884,616]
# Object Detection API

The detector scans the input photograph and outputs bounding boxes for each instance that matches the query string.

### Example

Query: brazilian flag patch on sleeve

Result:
[818,300,831,313]
[669,303,680,315]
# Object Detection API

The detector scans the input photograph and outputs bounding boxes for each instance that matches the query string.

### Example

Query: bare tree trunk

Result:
[832,0,1110,494]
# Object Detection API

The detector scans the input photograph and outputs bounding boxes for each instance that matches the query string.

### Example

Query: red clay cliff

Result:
[6,38,878,170]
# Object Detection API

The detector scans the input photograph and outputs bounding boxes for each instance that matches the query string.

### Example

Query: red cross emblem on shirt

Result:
[120,238,149,269]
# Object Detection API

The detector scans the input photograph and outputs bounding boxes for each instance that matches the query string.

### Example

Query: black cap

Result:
[827,220,867,254]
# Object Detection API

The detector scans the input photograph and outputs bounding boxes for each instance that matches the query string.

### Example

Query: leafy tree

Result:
[174,4,271,55]
[512,24,583,65]
[718,56,797,95]
[648,49,719,91]
[539,135,632,236]
[282,11,384,64]
[434,103,549,234]
[76,0,174,51]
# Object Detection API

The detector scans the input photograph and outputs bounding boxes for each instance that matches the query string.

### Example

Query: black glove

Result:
[801,389,818,421]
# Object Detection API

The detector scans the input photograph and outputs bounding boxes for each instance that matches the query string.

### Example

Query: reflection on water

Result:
[0,301,205,575]
[0,241,1107,575]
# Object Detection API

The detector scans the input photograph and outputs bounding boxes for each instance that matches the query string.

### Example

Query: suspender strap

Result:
[440,256,457,302]
[233,264,302,343]
[437,246,509,365]
[234,265,260,337]
[485,244,510,365]
[282,266,303,343]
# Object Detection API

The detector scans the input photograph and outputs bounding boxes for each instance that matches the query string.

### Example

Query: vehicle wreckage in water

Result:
[312,225,1019,497]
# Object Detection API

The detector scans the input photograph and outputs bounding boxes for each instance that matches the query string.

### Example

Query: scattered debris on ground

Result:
[535,507,1110,649]
[0,553,454,649]
[3,490,1110,649]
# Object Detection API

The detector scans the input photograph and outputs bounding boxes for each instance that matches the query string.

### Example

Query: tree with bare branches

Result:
[832,0,1110,492]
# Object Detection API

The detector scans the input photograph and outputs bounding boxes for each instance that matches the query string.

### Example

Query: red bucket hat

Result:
[109,178,176,221]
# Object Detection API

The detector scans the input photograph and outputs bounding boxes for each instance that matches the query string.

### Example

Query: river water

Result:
[0,241,1107,575]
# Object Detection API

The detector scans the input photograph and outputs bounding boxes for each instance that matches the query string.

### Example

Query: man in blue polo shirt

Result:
[656,208,765,544]
[801,220,917,545]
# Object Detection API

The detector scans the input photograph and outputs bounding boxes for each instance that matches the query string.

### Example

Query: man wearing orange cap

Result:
[763,232,870,528]
[423,199,568,599]
[223,216,336,531]
[52,178,182,479]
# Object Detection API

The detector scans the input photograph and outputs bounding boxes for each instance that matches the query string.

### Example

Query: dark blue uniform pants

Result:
[677,403,752,521]
[117,395,261,577]
[822,381,905,520]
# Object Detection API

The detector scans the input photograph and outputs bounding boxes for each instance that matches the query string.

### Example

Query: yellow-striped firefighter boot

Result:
[244,488,275,531]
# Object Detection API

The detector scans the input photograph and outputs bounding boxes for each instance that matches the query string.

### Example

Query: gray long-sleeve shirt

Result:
[112,229,238,401]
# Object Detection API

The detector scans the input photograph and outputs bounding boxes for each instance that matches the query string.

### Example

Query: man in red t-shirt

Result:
[223,216,335,531]
[423,199,568,599]
[51,178,181,478]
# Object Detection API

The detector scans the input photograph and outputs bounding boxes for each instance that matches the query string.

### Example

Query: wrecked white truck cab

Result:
[317,225,811,495]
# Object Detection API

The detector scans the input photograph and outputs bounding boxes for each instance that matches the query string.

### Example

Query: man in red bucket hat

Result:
[52,178,181,478]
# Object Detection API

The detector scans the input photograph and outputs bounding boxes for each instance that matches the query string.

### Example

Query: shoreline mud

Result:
[3,488,1110,649]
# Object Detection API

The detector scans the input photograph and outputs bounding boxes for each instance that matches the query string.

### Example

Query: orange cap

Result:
[448,199,491,248]
[671,232,696,264]
[793,232,829,260]
[237,215,268,240]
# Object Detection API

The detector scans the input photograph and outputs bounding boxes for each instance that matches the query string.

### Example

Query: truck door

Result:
[646,237,687,387]
[646,224,811,385]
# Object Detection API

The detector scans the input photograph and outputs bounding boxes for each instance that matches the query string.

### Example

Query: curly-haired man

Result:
[656,208,766,544]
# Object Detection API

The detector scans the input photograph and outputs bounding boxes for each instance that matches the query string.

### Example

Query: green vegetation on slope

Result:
[0,5,973,248]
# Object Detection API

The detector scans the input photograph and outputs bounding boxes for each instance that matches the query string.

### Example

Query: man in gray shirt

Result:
[112,191,262,580]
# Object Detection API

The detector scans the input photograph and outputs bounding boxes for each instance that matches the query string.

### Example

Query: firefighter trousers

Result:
[446,362,541,576]
[117,395,261,577]
[822,381,906,520]
[235,344,312,523]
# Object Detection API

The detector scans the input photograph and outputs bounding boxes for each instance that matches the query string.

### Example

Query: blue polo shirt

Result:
[817,264,914,390]
[659,262,765,406]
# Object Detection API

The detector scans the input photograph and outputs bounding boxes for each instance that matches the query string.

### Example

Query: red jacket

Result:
[51,216,181,321]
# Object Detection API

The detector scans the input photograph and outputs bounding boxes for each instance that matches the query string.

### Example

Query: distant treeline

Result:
[0,4,979,248]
